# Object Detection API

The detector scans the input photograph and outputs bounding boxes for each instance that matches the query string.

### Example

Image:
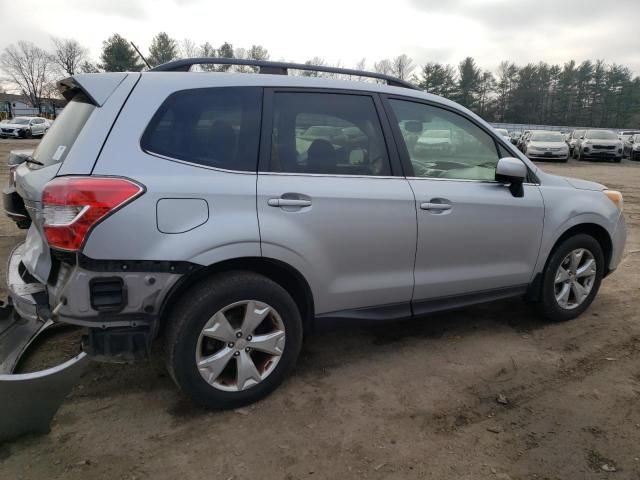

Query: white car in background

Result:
[0,117,50,139]
[416,129,454,155]
[523,131,570,162]
[495,128,510,142]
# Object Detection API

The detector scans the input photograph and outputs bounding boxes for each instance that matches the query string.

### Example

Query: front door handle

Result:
[420,202,452,211]
[268,198,312,208]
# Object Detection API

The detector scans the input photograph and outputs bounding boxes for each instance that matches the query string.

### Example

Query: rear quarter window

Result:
[32,93,95,167]
[141,87,262,172]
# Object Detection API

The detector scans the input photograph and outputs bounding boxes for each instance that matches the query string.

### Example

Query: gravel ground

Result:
[0,138,639,480]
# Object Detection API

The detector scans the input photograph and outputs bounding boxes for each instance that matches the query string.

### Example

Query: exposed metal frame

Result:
[149,57,419,90]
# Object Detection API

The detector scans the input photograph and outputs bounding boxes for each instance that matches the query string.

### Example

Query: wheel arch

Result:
[158,257,315,335]
[528,222,613,301]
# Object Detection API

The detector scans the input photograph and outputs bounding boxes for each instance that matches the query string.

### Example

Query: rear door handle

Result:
[420,202,452,211]
[268,198,312,207]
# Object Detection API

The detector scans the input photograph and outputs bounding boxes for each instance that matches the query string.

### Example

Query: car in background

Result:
[618,130,640,140]
[0,117,50,139]
[509,131,521,145]
[574,129,623,162]
[623,133,640,160]
[518,130,531,152]
[415,129,455,155]
[495,128,510,142]
[523,131,570,162]
[567,129,586,155]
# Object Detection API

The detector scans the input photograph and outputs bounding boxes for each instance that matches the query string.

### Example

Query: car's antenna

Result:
[130,41,151,70]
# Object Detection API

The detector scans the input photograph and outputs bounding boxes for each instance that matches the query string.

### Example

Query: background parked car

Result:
[495,128,510,142]
[623,133,640,160]
[0,117,50,139]
[567,129,586,155]
[574,129,623,162]
[618,130,640,140]
[523,130,570,162]
[518,130,531,152]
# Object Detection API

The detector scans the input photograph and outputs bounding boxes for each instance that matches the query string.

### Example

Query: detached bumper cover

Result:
[0,352,87,441]
[1,242,88,441]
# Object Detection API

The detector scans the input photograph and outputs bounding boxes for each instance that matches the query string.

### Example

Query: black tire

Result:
[165,271,303,409]
[614,157,621,163]
[536,234,604,322]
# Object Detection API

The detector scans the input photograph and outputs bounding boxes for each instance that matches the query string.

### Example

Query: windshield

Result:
[32,93,96,167]
[586,130,617,140]
[496,129,509,136]
[572,130,585,138]
[634,134,640,142]
[11,118,30,125]
[423,130,450,138]
[531,132,563,142]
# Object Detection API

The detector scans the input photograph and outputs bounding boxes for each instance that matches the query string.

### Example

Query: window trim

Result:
[140,86,263,173]
[380,94,539,184]
[258,87,404,177]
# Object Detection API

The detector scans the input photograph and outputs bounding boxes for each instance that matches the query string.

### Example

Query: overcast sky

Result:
[1,0,639,75]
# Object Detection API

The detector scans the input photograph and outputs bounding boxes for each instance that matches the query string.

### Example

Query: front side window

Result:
[141,87,262,171]
[269,92,390,176]
[389,99,499,181]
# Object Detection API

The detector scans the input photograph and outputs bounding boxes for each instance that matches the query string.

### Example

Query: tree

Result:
[0,41,53,112]
[302,56,327,77]
[390,54,414,80]
[180,38,198,58]
[455,57,481,109]
[373,59,393,76]
[148,32,178,67]
[418,62,457,98]
[198,42,217,71]
[477,70,496,116]
[52,37,88,76]
[99,34,143,72]
[216,42,234,72]
[79,61,100,73]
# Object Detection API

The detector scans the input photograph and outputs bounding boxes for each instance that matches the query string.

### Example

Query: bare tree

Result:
[391,54,415,80]
[0,41,53,112]
[52,37,88,76]
[354,58,367,71]
[180,38,198,58]
[373,59,393,75]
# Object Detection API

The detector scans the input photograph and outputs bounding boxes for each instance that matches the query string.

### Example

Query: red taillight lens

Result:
[42,177,143,251]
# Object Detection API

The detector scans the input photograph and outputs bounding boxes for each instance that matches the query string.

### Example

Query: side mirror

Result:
[495,157,526,198]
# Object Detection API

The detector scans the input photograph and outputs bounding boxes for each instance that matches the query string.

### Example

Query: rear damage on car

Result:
[0,71,177,439]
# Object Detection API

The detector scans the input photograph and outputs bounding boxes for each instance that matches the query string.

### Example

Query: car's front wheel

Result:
[165,271,303,409]
[536,234,604,322]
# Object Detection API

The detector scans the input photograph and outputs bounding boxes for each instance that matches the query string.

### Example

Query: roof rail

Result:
[149,57,419,90]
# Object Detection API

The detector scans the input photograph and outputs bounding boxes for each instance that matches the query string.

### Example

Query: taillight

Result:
[42,177,144,251]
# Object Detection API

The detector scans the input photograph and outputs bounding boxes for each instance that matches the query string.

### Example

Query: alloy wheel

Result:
[195,300,286,391]
[554,248,597,309]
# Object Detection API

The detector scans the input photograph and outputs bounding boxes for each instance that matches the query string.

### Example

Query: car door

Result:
[383,96,544,313]
[257,90,417,318]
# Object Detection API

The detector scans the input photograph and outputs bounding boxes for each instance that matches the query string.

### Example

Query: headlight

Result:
[584,140,591,145]
[604,190,623,211]
[633,145,640,150]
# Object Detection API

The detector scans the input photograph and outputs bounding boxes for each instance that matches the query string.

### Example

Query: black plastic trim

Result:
[150,57,419,90]
[411,285,528,317]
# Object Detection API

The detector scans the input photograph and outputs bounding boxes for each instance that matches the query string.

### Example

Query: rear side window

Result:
[32,93,95,167]
[141,87,262,171]
[269,92,390,176]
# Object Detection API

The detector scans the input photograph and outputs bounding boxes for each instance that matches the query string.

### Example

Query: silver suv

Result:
[3,59,627,408]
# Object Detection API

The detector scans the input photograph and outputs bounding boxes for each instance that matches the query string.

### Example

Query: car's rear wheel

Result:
[536,234,604,321]
[165,271,303,409]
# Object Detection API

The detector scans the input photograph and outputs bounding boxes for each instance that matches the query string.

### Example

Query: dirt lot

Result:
[0,137,639,480]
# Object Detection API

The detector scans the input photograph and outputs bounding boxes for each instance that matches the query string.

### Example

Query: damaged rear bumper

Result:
[0,242,88,441]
